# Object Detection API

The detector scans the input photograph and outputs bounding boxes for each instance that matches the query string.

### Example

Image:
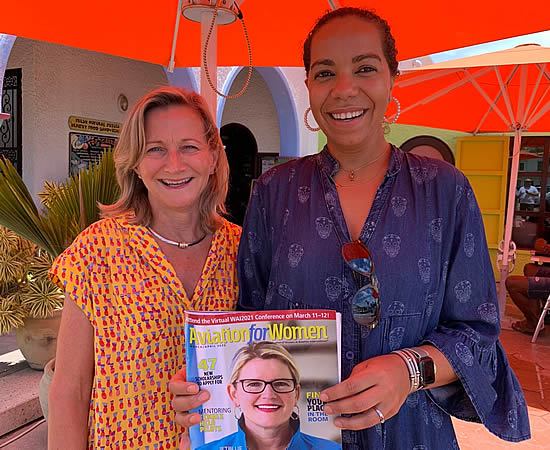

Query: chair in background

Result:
[532,295,550,343]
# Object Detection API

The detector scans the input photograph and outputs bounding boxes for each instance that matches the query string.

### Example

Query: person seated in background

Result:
[505,238,550,334]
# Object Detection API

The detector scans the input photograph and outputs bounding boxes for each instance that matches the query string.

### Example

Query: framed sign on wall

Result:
[69,132,118,174]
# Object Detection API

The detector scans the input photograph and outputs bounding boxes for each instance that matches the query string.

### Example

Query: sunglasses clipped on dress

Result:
[342,240,380,329]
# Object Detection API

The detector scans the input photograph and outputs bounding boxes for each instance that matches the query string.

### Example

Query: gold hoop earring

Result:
[383,97,401,124]
[304,107,321,132]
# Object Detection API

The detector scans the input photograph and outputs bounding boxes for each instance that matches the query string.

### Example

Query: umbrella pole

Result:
[200,11,218,116]
[498,128,522,319]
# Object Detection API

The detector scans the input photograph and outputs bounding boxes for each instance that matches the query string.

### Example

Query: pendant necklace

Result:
[148,227,206,249]
[334,176,382,188]
[339,147,388,182]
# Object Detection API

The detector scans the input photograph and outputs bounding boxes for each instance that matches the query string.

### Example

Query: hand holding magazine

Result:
[185,309,342,450]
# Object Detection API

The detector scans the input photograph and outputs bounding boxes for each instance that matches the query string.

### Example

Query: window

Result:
[511,136,550,248]
[0,68,22,174]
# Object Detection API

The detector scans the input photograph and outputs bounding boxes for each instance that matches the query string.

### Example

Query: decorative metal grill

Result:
[1,68,22,174]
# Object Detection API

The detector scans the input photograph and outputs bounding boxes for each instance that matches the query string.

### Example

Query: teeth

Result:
[162,178,191,186]
[257,405,280,409]
[331,110,364,120]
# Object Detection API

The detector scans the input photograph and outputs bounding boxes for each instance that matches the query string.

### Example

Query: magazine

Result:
[185,309,342,450]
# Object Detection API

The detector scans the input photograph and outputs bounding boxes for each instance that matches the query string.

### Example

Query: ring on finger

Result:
[373,407,385,424]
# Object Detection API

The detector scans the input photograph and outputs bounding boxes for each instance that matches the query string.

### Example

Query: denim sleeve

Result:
[422,175,531,442]
[237,181,271,311]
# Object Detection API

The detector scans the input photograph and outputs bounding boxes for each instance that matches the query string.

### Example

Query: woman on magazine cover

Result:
[197,342,340,450]
[48,87,241,448]
[171,7,530,449]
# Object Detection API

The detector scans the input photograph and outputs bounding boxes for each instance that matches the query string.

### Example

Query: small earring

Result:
[234,406,242,420]
[304,107,321,132]
[383,97,401,124]
[291,405,300,420]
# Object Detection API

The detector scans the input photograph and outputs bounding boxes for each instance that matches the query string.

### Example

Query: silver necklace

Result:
[148,227,206,249]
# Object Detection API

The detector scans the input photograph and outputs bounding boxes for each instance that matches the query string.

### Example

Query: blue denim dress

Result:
[237,146,530,449]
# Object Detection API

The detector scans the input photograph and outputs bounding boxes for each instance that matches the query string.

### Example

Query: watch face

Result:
[420,360,436,385]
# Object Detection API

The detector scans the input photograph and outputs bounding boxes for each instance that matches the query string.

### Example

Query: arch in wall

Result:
[217,66,299,157]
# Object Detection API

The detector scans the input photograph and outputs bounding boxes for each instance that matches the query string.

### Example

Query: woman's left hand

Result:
[320,353,411,429]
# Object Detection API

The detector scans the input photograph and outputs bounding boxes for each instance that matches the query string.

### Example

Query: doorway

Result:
[220,123,258,225]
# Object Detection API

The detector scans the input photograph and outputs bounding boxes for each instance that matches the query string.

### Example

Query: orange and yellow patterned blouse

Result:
[50,214,241,449]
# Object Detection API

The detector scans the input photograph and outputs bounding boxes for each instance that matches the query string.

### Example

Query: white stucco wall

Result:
[219,68,280,155]
[6,38,168,198]
[193,65,316,158]
[279,67,318,157]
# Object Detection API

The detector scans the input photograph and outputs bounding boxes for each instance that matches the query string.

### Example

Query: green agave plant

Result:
[0,152,119,334]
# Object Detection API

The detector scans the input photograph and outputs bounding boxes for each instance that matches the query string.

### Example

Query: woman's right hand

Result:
[169,367,211,449]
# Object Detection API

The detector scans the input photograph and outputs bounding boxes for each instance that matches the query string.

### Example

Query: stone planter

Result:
[39,358,55,420]
[15,309,62,370]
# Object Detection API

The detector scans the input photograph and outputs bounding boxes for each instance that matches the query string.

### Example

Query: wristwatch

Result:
[408,347,436,388]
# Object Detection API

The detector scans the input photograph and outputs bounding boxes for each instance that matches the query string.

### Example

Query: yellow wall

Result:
[319,124,548,280]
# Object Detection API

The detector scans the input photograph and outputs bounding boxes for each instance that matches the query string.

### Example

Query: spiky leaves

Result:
[0,295,26,335]
[20,277,63,318]
[0,227,62,334]
[0,152,116,334]
[0,151,119,258]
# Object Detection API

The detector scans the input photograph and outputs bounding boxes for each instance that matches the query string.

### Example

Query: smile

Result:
[255,405,281,411]
[329,110,365,120]
[160,178,192,187]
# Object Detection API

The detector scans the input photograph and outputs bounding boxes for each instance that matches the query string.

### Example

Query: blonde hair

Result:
[229,342,300,384]
[100,86,229,233]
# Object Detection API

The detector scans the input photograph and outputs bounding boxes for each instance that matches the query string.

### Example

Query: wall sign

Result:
[69,132,118,175]
[68,116,121,136]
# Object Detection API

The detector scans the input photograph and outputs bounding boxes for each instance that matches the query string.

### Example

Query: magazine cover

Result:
[185,309,342,450]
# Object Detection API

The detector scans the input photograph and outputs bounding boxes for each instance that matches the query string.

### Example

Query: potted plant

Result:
[0,152,119,369]
[0,226,63,369]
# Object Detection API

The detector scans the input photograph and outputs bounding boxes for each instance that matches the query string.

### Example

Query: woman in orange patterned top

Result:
[48,87,241,449]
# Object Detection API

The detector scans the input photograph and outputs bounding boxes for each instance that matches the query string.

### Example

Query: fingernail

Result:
[186,385,198,393]
[198,391,209,401]
[324,405,333,414]
[191,415,201,425]
[320,393,328,402]
[333,419,342,428]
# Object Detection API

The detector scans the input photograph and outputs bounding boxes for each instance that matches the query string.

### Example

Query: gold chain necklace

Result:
[334,177,380,188]
[338,147,388,181]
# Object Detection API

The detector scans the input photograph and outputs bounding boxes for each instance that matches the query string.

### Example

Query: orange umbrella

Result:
[393,44,550,312]
[394,44,550,132]
[1,0,550,68]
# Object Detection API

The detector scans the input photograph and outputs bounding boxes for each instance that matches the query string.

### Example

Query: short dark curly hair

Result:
[303,7,399,78]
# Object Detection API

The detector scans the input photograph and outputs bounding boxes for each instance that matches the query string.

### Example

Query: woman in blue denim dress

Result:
[171,7,530,449]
